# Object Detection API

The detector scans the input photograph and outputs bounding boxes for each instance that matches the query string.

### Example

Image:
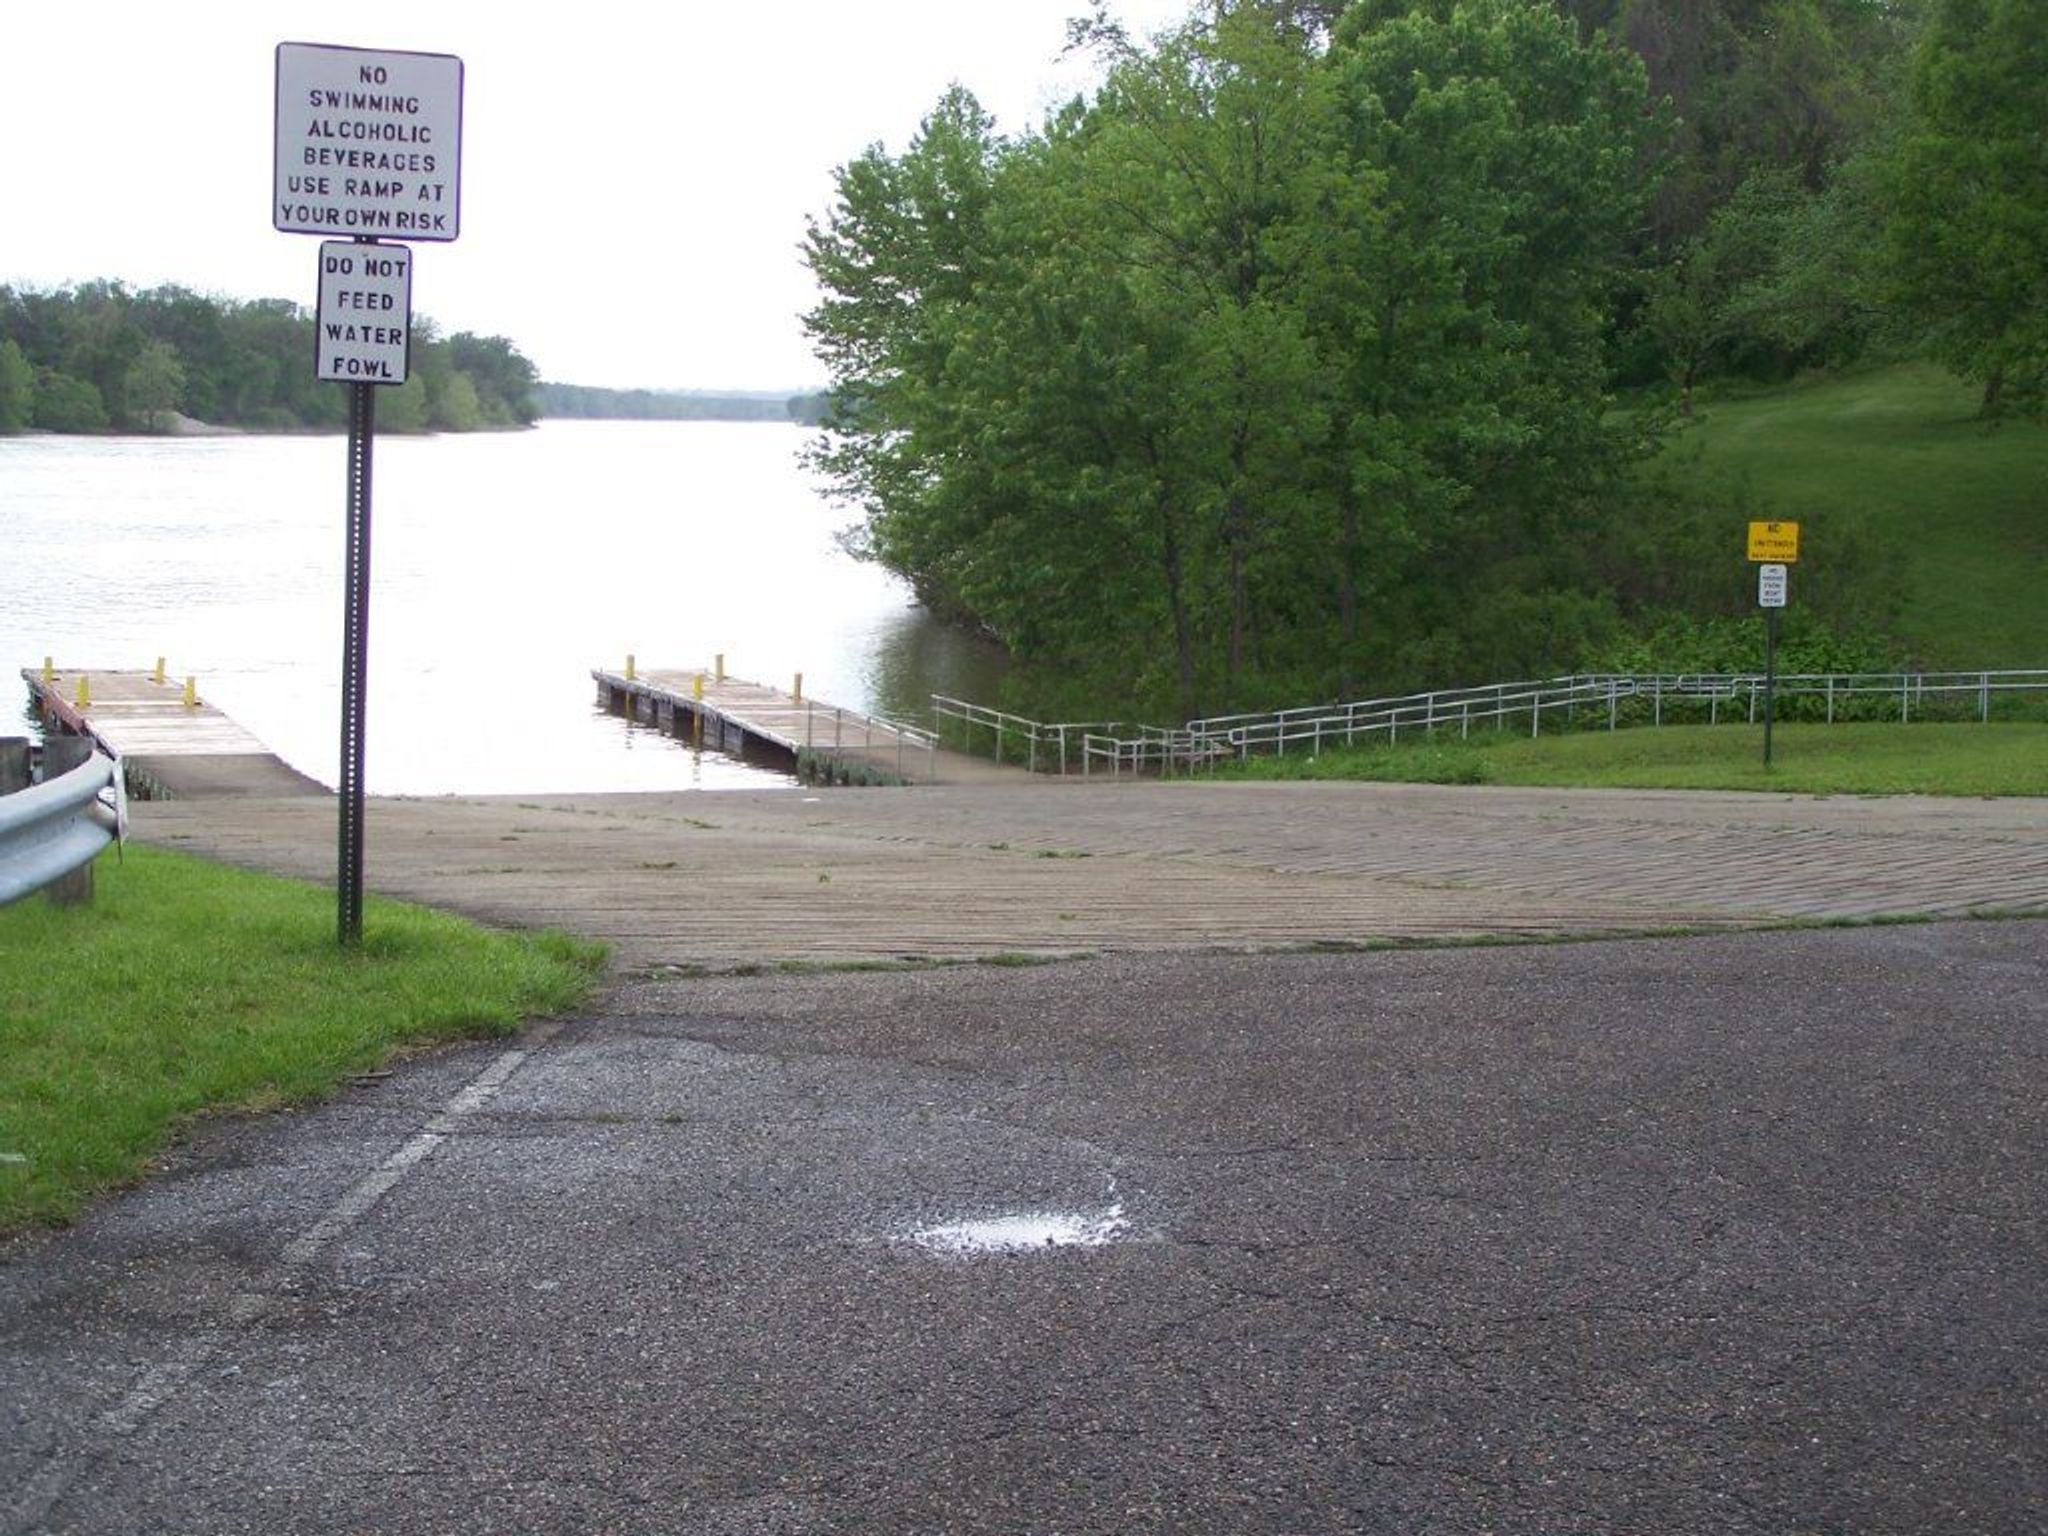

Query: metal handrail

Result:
[798,700,940,784]
[0,750,124,906]
[932,694,1141,775]
[965,668,2048,778]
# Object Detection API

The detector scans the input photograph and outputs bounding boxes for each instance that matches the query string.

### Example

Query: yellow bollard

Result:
[153,656,166,685]
[793,672,803,704]
[625,653,636,682]
[183,676,197,709]
[42,657,54,684]
[75,675,91,709]
[692,673,705,749]
[714,653,725,683]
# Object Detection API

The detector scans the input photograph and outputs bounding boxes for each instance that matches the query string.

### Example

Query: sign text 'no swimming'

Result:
[274,40,464,946]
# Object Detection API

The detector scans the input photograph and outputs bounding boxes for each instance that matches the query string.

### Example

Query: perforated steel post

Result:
[338,379,375,946]
[1763,605,1778,770]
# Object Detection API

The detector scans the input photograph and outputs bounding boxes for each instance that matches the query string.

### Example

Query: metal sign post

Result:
[1746,524,1799,774]
[338,378,375,942]
[1744,528,1794,770]
[1757,559,1790,771]
[276,40,463,946]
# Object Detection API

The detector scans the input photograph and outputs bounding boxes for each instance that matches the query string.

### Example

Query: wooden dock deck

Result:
[21,667,326,798]
[594,667,1031,787]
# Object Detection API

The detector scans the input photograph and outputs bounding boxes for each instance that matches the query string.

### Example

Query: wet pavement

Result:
[4,921,2044,1533]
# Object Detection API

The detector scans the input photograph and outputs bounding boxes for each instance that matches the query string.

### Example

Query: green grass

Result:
[0,845,606,1232]
[1214,721,2048,797]
[1668,364,2048,666]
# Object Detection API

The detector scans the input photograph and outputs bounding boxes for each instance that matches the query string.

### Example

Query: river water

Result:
[0,423,1003,793]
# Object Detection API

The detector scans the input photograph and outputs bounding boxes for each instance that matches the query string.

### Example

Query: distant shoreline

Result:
[536,382,825,425]
[2,415,815,441]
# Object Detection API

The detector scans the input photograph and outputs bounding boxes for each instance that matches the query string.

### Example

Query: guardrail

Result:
[941,669,2048,778]
[0,747,125,906]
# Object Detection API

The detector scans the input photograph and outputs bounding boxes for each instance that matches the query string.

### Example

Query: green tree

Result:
[56,281,143,427]
[31,369,109,433]
[1887,0,2048,418]
[447,333,539,424]
[803,85,1007,626]
[1643,170,1803,411]
[0,339,33,432]
[429,369,485,431]
[1592,0,1911,245]
[1319,0,1650,688]
[131,286,229,422]
[376,373,429,433]
[124,338,186,430]
[806,1,1652,714]
[1722,145,1889,368]
[0,281,538,433]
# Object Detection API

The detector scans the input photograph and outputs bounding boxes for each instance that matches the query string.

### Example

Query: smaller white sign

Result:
[315,242,412,385]
[1758,562,1788,609]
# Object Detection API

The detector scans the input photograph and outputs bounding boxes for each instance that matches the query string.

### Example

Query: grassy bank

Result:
[1666,365,2048,666]
[1214,721,2048,797]
[0,845,605,1232]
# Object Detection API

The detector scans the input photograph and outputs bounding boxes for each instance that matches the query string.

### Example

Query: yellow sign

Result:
[1747,520,1800,562]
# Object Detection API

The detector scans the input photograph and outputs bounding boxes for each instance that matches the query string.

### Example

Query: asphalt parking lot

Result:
[5,920,2043,1534]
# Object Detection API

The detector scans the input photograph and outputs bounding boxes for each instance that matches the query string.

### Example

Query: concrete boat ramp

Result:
[132,781,2048,970]
[21,664,2048,965]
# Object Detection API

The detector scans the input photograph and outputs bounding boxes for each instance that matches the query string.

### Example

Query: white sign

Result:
[1758,562,1788,609]
[316,242,411,384]
[275,43,463,241]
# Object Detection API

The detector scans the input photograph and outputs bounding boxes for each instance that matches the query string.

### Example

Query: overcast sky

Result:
[6,1,1195,391]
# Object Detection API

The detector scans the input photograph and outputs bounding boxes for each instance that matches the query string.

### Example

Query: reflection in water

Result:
[858,605,1009,728]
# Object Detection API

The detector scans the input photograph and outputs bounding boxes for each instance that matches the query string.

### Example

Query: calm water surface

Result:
[0,423,1002,793]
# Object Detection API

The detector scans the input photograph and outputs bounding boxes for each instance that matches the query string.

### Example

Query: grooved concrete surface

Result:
[132,780,2048,967]
[4,926,2044,1533]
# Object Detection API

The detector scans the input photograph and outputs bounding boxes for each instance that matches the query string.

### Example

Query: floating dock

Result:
[594,667,1029,787]
[21,668,325,798]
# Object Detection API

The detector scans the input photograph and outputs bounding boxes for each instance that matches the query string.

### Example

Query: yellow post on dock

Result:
[625,653,637,682]
[74,675,91,709]
[692,672,705,749]
[183,676,198,708]
[793,672,803,704]
[153,656,166,685]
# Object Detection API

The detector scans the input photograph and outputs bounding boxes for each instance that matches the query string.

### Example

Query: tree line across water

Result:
[0,281,540,435]
[534,383,817,422]
[803,0,2043,718]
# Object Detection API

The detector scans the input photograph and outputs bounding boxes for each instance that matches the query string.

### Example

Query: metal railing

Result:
[799,700,940,784]
[0,748,124,906]
[941,669,2048,778]
[931,695,1146,776]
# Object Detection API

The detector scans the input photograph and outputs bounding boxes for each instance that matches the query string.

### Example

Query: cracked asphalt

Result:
[4,920,2044,1533]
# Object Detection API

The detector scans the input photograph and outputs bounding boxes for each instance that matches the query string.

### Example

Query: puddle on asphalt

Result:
[907,1205,1128,1255]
